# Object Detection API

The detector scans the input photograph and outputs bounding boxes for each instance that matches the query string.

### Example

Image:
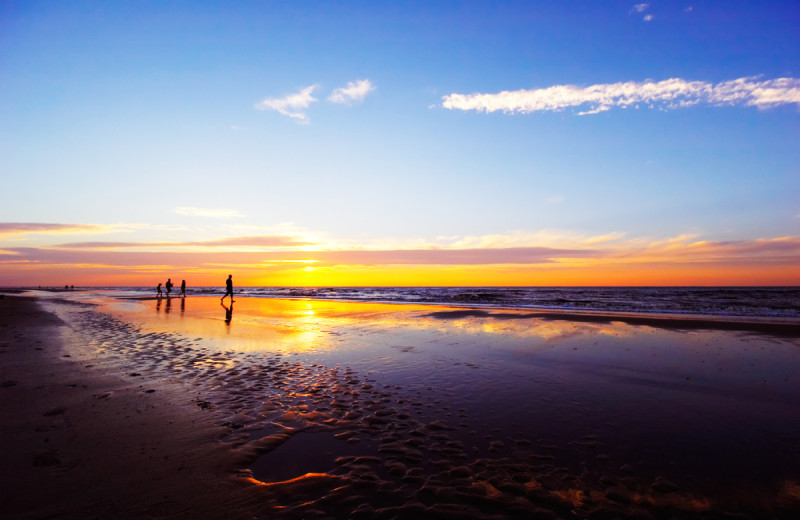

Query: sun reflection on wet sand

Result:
[99,297,647,357]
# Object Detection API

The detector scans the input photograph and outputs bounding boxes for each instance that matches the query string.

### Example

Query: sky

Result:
[1,0,798,287]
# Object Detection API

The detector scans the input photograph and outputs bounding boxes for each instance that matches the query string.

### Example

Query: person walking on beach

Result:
[221,274,234,303]
[165,278,173,297]
[180,279,186,298]
[156,282,163,298]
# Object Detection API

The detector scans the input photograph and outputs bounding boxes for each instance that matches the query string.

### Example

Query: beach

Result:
[2,292,799,519]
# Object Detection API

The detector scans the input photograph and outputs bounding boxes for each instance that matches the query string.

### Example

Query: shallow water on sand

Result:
[45,294,800,518]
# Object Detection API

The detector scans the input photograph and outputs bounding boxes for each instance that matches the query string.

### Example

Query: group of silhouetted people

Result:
[155,276,233,300]
[154,275,235,324]
[156,278,186,298]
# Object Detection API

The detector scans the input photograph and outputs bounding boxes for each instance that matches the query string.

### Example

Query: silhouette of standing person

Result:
[221,274,234,303]
[157,282,163,298]
[180,279,186,298]
[165,278,173,298]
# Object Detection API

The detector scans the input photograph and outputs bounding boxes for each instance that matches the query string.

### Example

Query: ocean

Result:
[95,286,799,320]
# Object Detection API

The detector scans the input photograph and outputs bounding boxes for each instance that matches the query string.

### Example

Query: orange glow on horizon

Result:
[2,233,797,287]
[0,260,797,287]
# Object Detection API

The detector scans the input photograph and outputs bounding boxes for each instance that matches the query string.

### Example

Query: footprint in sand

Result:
[391,345,416,353]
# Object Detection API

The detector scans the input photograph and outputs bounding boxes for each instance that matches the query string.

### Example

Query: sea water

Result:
[98,286,798,319]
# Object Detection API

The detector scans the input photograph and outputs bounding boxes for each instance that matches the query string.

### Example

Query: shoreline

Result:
[3,293,799,519]
[6,285,799,326]
[67,290,800,336]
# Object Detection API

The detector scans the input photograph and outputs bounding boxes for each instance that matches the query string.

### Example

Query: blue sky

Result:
[1,1,798,286]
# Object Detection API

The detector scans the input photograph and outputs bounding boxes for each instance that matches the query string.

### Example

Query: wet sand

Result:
[2,293,800,519]
[0,296,269,519]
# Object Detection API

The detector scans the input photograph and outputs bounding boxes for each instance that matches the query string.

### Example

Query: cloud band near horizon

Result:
[0,223,108,237]
[2,235,798,266]
[441,76,800,115]
[2,235,798,286]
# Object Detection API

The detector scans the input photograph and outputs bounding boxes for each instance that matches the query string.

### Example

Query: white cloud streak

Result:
[633,3,649,13]
[442,76,800,115]
[255,85,318,122]
[328,79,376,105]
[174,207,245,219]
[0,223,108,237]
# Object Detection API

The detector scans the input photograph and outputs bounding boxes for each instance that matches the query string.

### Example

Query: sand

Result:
[0,296,272,519]
[2,292,799,519]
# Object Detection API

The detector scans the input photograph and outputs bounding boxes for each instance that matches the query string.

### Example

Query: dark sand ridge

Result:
[3,293,800,519]
[423,308,800,337]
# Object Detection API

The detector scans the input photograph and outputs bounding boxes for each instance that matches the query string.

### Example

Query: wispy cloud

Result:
[641,236,800,262]
[53,235,311,250]
[255,85,318,122]
[328,79,376,105]
[442,76,800,115]
[174,207,245,219]
[439,230,626,250]
[315,247,598,266]
[0,223,109,237]
[630,3,653,21]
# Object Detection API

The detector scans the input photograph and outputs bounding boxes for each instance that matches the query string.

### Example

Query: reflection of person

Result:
[180,280,186,298]
[157,282,163,297]
[165,278,173,297]
[221,274,234,303]
[222,302,233,324]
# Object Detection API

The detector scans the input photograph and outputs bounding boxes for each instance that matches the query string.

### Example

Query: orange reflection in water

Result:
[100,297,453,353]
[99,296,644,355]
